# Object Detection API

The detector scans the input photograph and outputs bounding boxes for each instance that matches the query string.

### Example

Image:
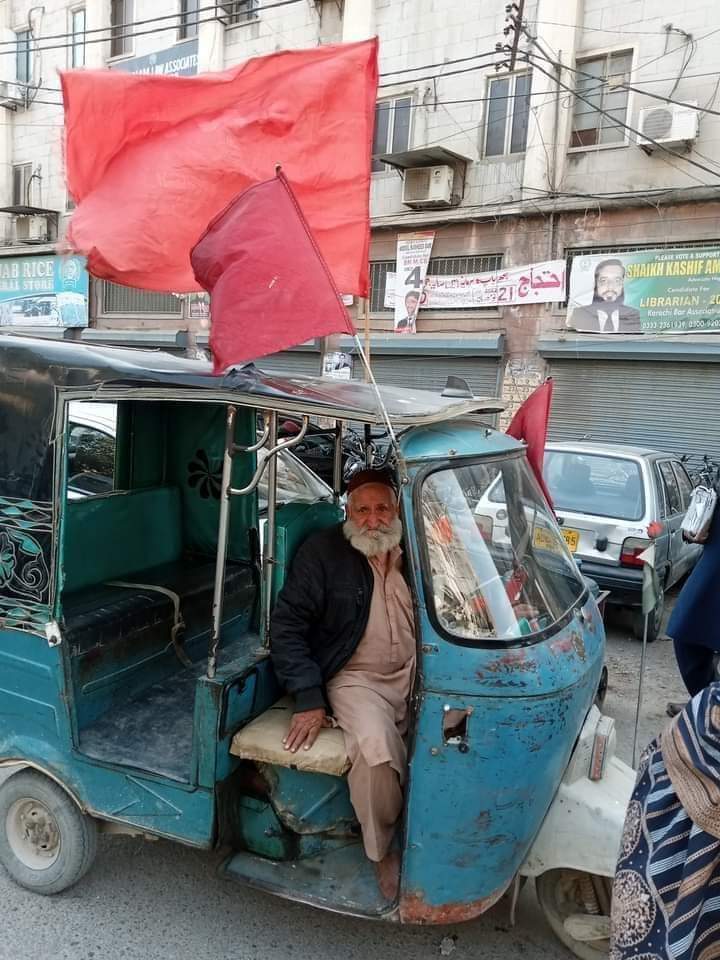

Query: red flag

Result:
[506,380,554,507]
[60,39,377,295]
[191,170,354,374]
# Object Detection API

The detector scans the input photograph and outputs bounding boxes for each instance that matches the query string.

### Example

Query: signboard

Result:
[394,232,435,333]
[112,38,199,77]
[322,351,353,380]
[567,248,720,334]
[0,254,89,328]
[384,259,565,310]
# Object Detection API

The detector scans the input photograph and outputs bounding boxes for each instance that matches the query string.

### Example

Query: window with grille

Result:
[218,1,257,24]
[571,50,632,148]
[13,163,32,207]
[101,282,183,316]
[369,254,504,313]
[16,30,32,85]
[179,0,199,39]
[372,97,412,172]
[485,73,532,157]
[110,0,133,57]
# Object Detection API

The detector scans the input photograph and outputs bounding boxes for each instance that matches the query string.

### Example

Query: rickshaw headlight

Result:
[589,715,616,781]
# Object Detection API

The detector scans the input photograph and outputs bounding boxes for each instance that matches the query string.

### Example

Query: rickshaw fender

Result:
[519,716,635,879]
[0,759,87,814]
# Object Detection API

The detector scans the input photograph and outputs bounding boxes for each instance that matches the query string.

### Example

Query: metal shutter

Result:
[256,351,321,377]
[355,355,501,398]
[547,359,720,461]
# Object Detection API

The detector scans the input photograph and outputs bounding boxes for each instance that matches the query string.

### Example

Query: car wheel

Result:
[632,584,665,643]
[0,770,97,895]
[536,869,611,960]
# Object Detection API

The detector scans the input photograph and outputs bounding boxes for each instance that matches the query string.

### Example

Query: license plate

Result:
[533,526,579,553]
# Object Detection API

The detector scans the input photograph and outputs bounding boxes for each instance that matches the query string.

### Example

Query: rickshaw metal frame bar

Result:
[208,404,238,679]
[262,411,279,648]
[332,420,343,502]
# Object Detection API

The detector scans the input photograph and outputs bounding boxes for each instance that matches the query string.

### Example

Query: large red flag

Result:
[60,39,377,295]
[506,379,554,507]
[191,170,354,374]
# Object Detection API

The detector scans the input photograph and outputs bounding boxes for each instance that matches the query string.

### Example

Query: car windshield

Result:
[257,447,331,512]
[421,456,585,644]
[544,451,645,521]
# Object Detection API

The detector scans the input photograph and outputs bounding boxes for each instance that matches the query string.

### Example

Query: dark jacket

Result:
[270,523,374,712]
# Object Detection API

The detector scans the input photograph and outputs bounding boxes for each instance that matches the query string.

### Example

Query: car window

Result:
[657,461,682,515]
[671,462,694,511]
[68,423,116,497]
[257,448,331,512]
[543,452,645,521]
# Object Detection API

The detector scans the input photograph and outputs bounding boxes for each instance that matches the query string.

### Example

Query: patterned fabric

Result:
[611,687,720,960]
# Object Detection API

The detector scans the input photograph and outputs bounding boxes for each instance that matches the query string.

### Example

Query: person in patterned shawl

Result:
[610,683,720,960]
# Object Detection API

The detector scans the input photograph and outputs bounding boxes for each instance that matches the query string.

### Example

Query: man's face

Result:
[347,483,398,532]
[595,265,625,301]
[405,294,419,315]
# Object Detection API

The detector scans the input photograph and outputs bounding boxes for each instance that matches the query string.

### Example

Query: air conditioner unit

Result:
[15,216,48,243]
[0,80,24,110]
[637,102,699,148]
[402,165,455,208]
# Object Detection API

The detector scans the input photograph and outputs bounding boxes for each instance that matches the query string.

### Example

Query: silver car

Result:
[477,441,702,641]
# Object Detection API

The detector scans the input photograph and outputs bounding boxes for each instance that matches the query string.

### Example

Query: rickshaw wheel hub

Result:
[6,797,61,869]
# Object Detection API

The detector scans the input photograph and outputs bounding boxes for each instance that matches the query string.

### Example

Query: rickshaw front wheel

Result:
[0,770,97,895]
[536,868,611,960]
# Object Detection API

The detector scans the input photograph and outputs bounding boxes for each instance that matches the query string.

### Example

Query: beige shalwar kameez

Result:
[326,545,416,862]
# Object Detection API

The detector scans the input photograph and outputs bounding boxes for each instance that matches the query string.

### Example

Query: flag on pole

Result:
[60,39,378,295]
[506,379,554,508]
[191,170,355,374]
[639,542,660,615]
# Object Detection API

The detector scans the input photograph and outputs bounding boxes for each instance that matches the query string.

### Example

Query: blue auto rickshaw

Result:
[0,336,632,958]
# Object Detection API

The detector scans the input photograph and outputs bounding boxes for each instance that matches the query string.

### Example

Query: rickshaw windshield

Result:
[420,456,585,644]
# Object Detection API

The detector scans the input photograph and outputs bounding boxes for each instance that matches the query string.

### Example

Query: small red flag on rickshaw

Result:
[191,171,355,374]
[506,379,554,508]
[60,39,378,296]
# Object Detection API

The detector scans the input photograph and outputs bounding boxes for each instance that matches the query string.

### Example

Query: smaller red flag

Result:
[506,379,554,508]
[191,171,355,374]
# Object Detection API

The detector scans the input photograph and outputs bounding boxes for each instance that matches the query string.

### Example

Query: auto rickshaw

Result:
[0,336,633,958]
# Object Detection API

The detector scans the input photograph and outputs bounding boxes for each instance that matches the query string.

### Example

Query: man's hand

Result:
[283,708,329,753]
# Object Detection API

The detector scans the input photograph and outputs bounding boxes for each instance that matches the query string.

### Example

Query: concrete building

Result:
[1,0,720,457]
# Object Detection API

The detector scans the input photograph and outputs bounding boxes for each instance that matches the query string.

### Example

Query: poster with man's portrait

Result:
[567,248,720,335]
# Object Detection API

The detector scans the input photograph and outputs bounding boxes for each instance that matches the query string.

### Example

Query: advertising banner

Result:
[0,254,89,327]
[111,38,199,77]
[567,248,720,334]
[384,259,565,310]
[393,232,435,333]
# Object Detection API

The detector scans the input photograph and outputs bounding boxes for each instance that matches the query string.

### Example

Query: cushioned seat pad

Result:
[231,697,350,776]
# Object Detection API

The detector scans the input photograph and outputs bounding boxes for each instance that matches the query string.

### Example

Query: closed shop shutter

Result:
[355,355,501,398]
[546,359,720,462]
[256,351,320,377]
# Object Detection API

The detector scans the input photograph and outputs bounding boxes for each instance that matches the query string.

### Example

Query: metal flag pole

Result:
[632,542,657,767]
[632,610,650,768]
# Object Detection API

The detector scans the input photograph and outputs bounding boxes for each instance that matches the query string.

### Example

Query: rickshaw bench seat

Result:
[230,697,351,777]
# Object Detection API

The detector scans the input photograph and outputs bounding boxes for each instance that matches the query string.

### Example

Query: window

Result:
[219,1,257,24]
[12,163,32,207]
[371,97,412,172]
[484,72,531,157]
[543,451,644,521]
[571,50,632,148]
[101,281,183,316]
[70,9,86,67]
[671,462,694,511]
[369,254,504,313]
[110,0,133,57]
[179,0,199,39]
[658,461,682,516]
[16,30,32,85]
[67,403,117,499]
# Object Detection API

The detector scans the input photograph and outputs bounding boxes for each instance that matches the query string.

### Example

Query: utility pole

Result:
[502,1,526,72]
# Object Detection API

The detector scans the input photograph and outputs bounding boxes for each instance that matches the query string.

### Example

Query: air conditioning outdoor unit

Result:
[637,102,699,148]
[15,216,48,243]
[0,80,24,110]
[402,165,455,208]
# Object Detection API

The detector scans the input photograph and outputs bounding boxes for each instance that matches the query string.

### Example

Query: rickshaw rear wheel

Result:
[0,770,97,895]
[536,868,611,960]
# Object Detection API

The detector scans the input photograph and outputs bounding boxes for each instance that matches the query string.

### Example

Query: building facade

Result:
[1,0,720,456]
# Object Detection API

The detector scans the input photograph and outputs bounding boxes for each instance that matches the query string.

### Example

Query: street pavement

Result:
[0,601,687,960]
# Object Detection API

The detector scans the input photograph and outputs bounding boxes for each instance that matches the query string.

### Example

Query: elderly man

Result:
[270,469,415,898]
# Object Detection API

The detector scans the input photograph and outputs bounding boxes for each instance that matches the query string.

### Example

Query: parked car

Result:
[68,401,332,509]
[476,441,702,641]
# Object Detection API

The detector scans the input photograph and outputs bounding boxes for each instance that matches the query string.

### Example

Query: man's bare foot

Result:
[375,850,401,901]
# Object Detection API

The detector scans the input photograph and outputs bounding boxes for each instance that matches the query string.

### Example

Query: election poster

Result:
[567,248,720,334]
[384,259,565,310]
[393,232,435,334]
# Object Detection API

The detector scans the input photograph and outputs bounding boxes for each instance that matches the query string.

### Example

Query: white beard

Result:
[343,516,403,558]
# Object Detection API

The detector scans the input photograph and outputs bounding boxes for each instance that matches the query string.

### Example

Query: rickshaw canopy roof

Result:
[0,335,504,426]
